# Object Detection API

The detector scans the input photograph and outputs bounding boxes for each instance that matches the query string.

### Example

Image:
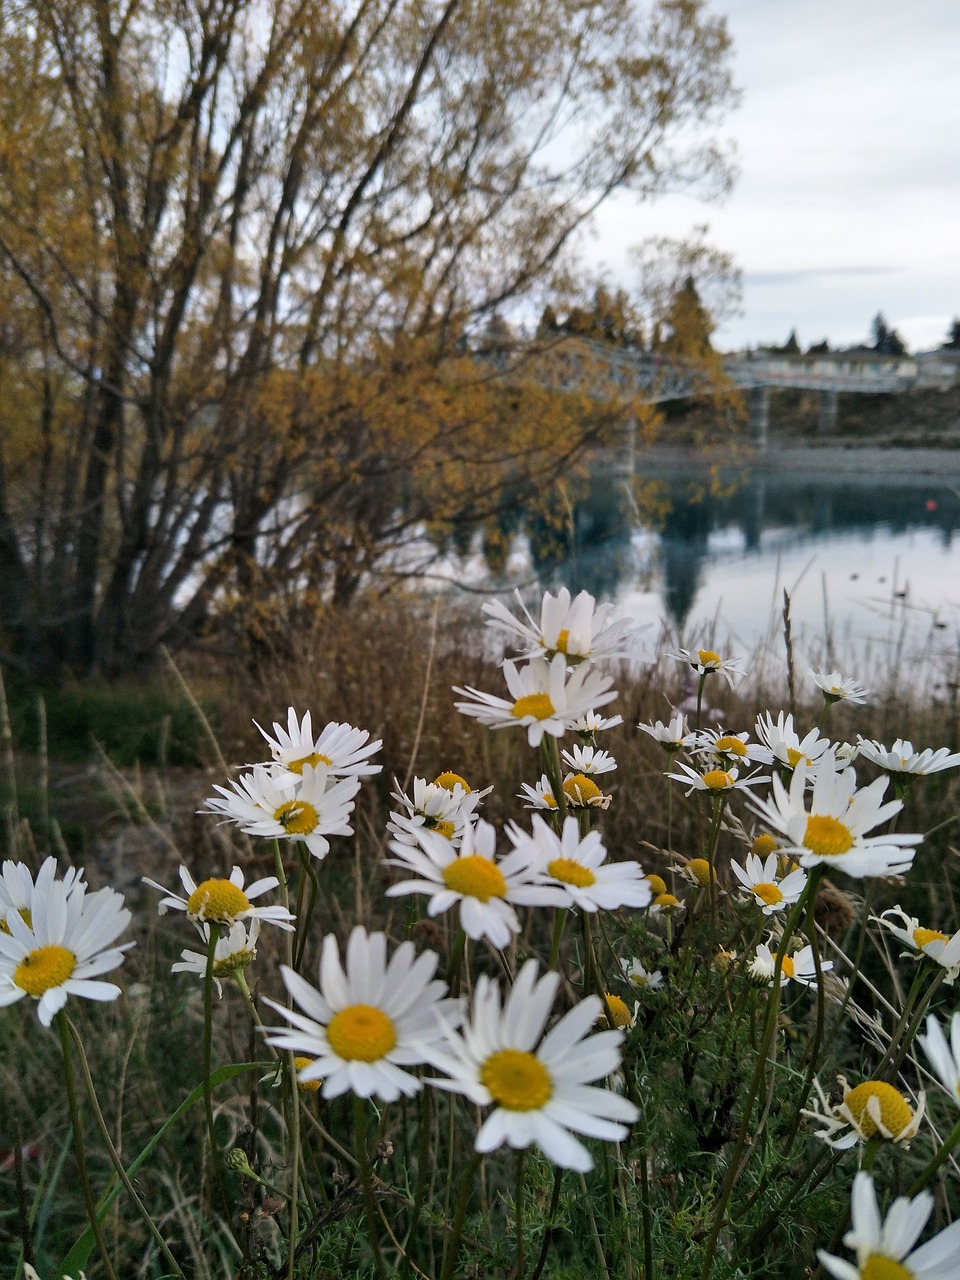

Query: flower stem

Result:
[202,924,235,1240]
[908,1111,960,1195]
[514,1147,526,1280]
[353,1095,387,1280]
[440,1150,483,1280]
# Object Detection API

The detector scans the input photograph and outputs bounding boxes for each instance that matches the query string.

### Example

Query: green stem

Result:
[514,1148,526,1280]
[549,908,568,971]
[541,735,568,824]
[908,1112,960,1195]
[440,1151,483,1280]
[530,1167,563,1280]
[202,924,235,1239]
[354,1095,387,1280]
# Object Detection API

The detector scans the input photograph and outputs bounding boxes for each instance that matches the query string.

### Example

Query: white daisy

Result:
[638,714,690,752]
[689,728,772,769]
[561,744,617,776]
[755,711,832,772]
[572,709,623,735]
[919,1013,960,1105]
[262,926,459,1102]
[747,750,922,878]
[748,940,831,988]
[384,819,565,949]
[0,856,85,933]
[0,878,134,1026]
[171,919,261,997]
[387,775,488,848]
[818,1171,960,1280]
[482,587,644,664]
[518,774,559,811]
[428,959,639,1171]
[202,762,360,861]
[803,1076,924,1149]
[810,669,870,706]
[143,864,295,932]
[561,772,611,810]
[667,647,745,685]
[666,762,768,796]
[508,814,651,913]
[730,852,808,915]
[856,737,960,777]
[255,708,382,781]
[621,956,664,991]
[873,907,960,983]
[454,654,617,748]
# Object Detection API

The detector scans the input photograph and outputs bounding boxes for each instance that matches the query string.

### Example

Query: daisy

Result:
[650,892,683,916]
[255,708,382,781]
[755,711,831,772]
[621,956,664,991]
[919,1013,960,1105]
[143,864,295,932]
[681,858,716,888]
[667,647,745,685]
[818,1171,960,1280]
[509,815,651,913]
[873,907,960,983]
[730,852,808,915]
[387,775,488,846]
[482,587,644,664]
[0,856,85,933]
[803,1076,924,1148]
[856,737,960,777]
[384,819,565,949]
[572,709,623,735]
[746,750,922,877]
[0,878,134,1026]
[202,763,360,861]
[454,654,617,748]
[561,744,617,776]
[638,714,689,752]
[262,927,459,1101]
[748,940,831,988]
[518,775,558,811]
[171,919,261,997]
[428,959,639,1171]
[666,762,768,796]
[561,773,611,810]
[689,728,772,769]
[810,668,870,706]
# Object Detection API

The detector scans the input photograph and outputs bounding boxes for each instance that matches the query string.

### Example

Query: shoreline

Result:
[636,443,960,479]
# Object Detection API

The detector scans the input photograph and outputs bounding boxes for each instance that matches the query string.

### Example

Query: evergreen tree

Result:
[871,312,906,356]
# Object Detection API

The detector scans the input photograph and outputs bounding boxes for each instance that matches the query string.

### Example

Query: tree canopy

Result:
[0,0,737,678]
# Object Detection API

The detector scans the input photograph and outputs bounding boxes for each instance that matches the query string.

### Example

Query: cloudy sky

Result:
[589,0,960,353]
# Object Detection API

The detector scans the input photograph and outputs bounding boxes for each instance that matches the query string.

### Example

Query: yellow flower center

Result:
[13,944,76,996]
[293,1056,322,1092]
[512,693,555,721]
[844,1081,914,1139]
[752,834,779,857]
[715,736,747,757]
[434,771,470,792]
[753,882,783,907]
[803,815,854,857]
[861,1256,913,1280]
[600,994,632,1028]
[541,790,557,809]
[703,769,735,790]
[913,927,949,949]
[554,628,571,653]
[786,747,811,768]
[186,878,251,923]
[441,855,507,902]
[654,892,680,911]
[775,953,795,979]
[326,1004,396,1062]
[645,874,667,896]
[0,906,32,935]
[287,751,332,774]
[427,817,456,839]
[273,799,319,835]
[563,773,602,805]
[698,649,721,667]
[481,1049,553,1111]
[547,857,596,888]
[686,858,714,886]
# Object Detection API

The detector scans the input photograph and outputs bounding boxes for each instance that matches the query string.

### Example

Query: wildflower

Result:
[856,737,960,777]
[748,940,831,988]
[262,927,459,1102]
[143,864,295,932]
[561,743,616,776]
[0,878,134,1026]
[483,587,643,664]
[171,920,261,997]
[0,856,85,934]
[621,956,664,991]
[509,814,651,913]
[429,959,638,1171]
[255,708,382,781]
[454,654,617,748]
[730,852,807,915]
[293,1057,322,1092]
[202,763,360,861]
[562,772,611,810]
[804,1076,924,1148]
[681,858,715,888]
[572,709,623,735]
[818,1171,960,1279]
[638,714,689,752]
[690,728,771,769]
[518,774,558,810]
[666,761,767,796]
[650,892,683,916]
[644,873,667,897]
[388,775,488,847]
[810,668,869,706]
[667,647,745,685]
[755,711,831,772]
[873,907,960,983]
[918,1013,960,1104]
[384,819,565,949]
[751,832,780,857]
[747,750,922,877]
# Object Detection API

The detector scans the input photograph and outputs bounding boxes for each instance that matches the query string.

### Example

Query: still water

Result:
[474,456,960,685]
